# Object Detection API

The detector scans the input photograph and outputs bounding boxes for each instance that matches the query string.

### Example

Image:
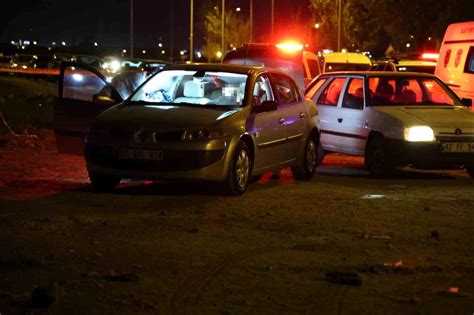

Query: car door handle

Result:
[299,112,305,118]
[279,118,285,124]
[337,118,343,123]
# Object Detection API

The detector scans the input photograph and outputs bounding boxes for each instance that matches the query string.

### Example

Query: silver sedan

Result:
[56,63,320,195]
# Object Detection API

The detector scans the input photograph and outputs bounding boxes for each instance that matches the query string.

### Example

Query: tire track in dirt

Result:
[168,246,284,314]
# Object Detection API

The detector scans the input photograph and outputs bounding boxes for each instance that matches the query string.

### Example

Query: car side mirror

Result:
[93,94,119,105]
[253,100,278,114]
[461,98,472,107]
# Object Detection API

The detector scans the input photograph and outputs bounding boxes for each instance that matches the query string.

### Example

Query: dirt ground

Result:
[0,130,473,315]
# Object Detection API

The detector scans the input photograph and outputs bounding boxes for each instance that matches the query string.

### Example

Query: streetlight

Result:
[130,0,134,58]
[221,0,225,62]
[249,0,253,42]
[271,0,274,41]
[337,0,342,52]
[190,0,194,62]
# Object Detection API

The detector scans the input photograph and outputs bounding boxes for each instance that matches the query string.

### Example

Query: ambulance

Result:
[435,21,474,105]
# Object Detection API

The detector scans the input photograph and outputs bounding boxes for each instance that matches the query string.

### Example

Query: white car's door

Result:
[312,77,348,152]
[336,76,370,155]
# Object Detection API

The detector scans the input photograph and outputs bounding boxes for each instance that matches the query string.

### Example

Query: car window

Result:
[317,77,346,106]
[368,77,460,106]
[271,73,300,106]
[420,80,455,105]
[305,78,327,100]
[342,78,364,110]
[252,75,274,106]
[464,47,474,74]
[307,59,320,78]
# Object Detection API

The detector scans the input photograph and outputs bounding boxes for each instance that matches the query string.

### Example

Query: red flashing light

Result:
[276,41,304,53]
[422,53,439,60]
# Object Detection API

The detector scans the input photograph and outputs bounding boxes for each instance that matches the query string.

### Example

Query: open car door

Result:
[54,62,123,154]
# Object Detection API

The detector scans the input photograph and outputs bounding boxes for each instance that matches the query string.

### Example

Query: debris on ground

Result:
[325,272,363,286]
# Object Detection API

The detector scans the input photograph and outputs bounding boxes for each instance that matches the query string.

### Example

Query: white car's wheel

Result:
[224,141,251,195]
[292,135,318,180]
[89,172,121,192]
[365,136,393,178]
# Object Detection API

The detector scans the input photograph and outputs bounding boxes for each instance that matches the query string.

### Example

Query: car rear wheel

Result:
[89,172,121,192]
[223,141,251,195]
[466,165,474,178]
[292,135,318,180]
[365,135,393,178]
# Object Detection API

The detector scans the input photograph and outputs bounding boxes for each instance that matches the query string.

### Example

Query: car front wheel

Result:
[365,135,394,178]
[89,172,121,192]
[292,135,318,180]
[223,141,251,195]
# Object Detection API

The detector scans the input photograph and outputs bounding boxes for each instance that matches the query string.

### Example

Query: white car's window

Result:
[342,78,364,110]
[131,70,248,107]
[368,77,461,106]
[252,75,274,106]
[305,78,327,100]
[317,77,346,106]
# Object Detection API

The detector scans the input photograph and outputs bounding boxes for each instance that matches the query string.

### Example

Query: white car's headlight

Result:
[404,126,435,142]
[181,129,226,141]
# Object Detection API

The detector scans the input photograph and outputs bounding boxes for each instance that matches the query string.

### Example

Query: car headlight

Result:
[181,129,226,141]
[404,126,435,142]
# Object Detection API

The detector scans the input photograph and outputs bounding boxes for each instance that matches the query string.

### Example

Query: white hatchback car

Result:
[305,72,474,177]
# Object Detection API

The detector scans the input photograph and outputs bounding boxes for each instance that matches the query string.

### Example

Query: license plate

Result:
[118,148,163,160]
[441,142,474,153]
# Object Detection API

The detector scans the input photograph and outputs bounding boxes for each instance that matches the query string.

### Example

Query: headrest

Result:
[183,80,205,98]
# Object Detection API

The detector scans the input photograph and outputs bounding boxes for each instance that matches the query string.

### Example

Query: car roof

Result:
[163,62,285,76]
[318,71,437,78]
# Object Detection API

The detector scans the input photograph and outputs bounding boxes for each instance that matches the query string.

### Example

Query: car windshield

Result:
[130,69,248,107]
[368,76,462,106]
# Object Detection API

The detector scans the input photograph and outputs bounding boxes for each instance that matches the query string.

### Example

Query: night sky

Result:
[1,0,312,51]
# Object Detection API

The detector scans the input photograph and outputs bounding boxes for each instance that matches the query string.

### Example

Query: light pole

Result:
[337,0,342,52]
[190,0,194,62]
[130,0,134,58]
[221,0,225,61]
[271,0,274,42]
[250,0,253,42]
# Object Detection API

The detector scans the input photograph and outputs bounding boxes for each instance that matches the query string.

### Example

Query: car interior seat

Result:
[371,81,394,105]
[175,80,210,104]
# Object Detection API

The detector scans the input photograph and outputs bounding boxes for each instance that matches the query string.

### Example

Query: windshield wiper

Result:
[128,100,173,106]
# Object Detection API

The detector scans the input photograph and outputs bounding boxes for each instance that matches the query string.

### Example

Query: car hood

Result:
[97,103,241,130]
[374,106,474,127]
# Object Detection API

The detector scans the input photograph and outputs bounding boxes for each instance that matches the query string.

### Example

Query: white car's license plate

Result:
[441,142,474,153]
[118,148,163,161]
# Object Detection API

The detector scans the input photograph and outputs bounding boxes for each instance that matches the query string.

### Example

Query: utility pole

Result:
[130,0,134,58]
[170,1,174,62]
[250,0,253,42]
[190,0,194,62]
[271,0,274,42]
[221,0,225,61]
[337,0,342,52]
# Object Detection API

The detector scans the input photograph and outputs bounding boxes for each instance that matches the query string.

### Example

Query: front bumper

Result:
[386,138,474,169]
[84,137,233,181]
